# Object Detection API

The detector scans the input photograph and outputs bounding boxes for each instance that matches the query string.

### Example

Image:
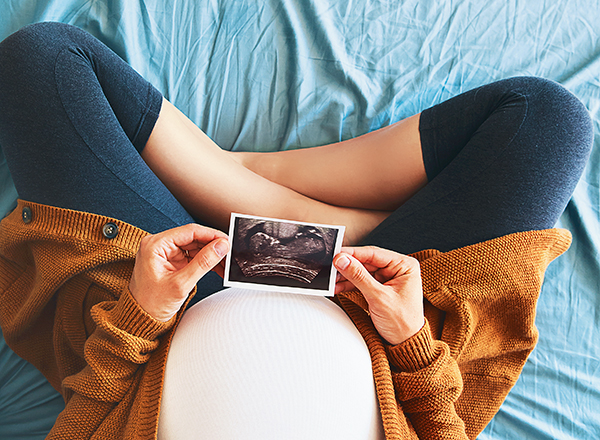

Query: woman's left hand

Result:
[334,246,425,345]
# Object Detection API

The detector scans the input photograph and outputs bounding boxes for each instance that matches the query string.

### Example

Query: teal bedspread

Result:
[1,1,598,438]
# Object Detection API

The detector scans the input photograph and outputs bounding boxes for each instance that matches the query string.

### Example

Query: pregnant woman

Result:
[0,22,592,439]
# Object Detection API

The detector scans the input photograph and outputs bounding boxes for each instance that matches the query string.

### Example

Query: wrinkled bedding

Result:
[1,1,598,438]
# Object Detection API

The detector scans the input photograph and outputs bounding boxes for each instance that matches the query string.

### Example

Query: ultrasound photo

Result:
[223,213,345,296]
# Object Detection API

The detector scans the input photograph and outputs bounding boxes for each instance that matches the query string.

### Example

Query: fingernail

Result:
[214,239,229,257]
[335,254,350,270]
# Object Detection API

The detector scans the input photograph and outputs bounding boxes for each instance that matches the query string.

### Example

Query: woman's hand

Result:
[334,246,425,345]
[129,224,230,322]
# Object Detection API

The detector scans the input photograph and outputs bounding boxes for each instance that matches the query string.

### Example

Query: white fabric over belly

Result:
[158,288,384,440]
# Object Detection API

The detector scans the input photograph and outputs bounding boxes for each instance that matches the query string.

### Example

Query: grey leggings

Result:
[0,22,593,300]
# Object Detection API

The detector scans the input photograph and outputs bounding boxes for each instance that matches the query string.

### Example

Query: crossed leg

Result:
[0,23,592,260]
[227,114,426,211]
[141,98,416,245]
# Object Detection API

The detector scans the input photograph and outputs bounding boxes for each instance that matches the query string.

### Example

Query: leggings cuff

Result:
[132,85,163,153]
[418,106,440,182]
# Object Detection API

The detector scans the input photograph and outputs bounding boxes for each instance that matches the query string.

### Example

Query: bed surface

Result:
[1,1,599,438]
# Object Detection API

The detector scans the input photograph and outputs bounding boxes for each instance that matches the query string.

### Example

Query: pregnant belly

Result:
[158,288,384,440]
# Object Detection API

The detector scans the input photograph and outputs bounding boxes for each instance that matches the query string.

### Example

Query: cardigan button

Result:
[22,207,32,224]
[102,222,119,239]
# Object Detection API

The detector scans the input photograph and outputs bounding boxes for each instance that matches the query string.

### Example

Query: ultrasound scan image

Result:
[230,217,339,290]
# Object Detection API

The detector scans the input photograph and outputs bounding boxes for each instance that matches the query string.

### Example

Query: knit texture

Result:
[0,200,571,439]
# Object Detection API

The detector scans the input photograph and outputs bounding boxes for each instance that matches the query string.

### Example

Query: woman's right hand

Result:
[129,223,230,322]
[333,246,425,346]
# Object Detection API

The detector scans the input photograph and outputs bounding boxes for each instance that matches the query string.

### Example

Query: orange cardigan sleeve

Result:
[336,293,469,439]
[47,288,177,439]
[385,321,468,439]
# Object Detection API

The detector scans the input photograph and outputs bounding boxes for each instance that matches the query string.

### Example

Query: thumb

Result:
[334,253,380,299]
[181,238,230,286]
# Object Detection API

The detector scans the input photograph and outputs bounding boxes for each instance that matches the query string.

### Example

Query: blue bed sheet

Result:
[1,1,599,438]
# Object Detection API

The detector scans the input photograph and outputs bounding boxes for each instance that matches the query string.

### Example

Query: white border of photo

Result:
[223,213,345,296]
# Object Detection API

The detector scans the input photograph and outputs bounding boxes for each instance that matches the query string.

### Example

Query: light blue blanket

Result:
[1,1,598,438]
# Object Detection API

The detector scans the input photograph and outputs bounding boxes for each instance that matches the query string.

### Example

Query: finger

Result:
[333,252,381,300]
[334,258,385,287]
[336,248,379,275]
[157,223,228,251]
[178,238,230,289]
[341,246,400,271]
[346,247,421,283]
[334,256,376,292]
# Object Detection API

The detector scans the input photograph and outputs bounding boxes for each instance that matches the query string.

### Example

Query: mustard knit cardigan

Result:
[0,201,571,439]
